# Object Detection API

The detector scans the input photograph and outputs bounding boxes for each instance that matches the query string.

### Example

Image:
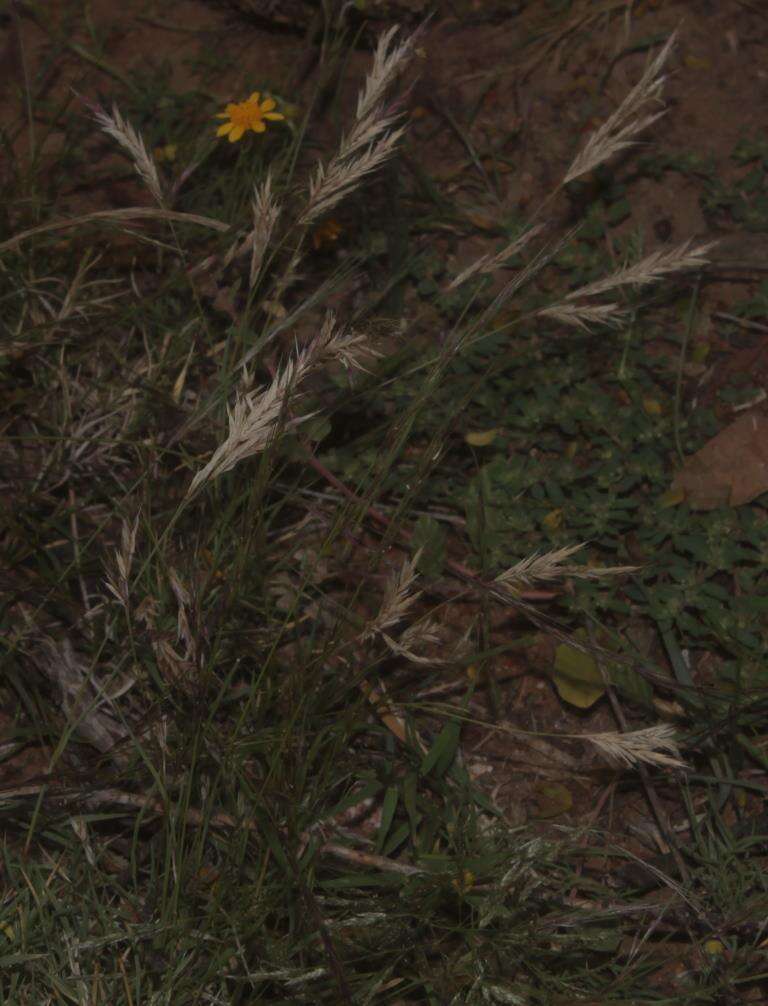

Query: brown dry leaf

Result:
[670,411,768,510]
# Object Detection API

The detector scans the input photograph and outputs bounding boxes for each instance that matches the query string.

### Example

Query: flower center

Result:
[232,100,263,128]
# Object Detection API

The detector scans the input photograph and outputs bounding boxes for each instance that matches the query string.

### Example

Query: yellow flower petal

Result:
[249,91,260,103]
[229,125,245,141]
[216,122,233,136]
[260,97,276,112]
[215,112,230,119]
[264,112,284,121]
[253,121,266,132]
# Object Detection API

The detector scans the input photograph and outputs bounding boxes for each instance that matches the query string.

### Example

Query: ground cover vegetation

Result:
[2,0,768,1002]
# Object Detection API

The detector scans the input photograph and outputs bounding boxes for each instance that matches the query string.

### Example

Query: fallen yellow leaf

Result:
[552,642,605,709]
[465,429,499,447]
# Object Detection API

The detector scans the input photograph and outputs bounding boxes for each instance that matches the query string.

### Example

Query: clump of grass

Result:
[5,16,762,1004]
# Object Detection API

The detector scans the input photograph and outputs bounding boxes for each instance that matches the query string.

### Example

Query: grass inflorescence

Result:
[2,4,768,1003]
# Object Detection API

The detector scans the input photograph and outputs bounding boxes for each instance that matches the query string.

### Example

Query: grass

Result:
[2,3,768,1003]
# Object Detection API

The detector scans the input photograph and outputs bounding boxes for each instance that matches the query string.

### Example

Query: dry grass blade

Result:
[0,208,229,254]
[472,225,582,335]
[587,725,686,769]
[87,100,165,207]
[445,223,546,292]
[563,33,676,186]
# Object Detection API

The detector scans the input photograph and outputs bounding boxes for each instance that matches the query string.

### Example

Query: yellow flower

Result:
[215,92,284,142]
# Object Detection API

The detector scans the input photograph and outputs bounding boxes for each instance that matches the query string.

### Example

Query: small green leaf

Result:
[376,786,399,853]
[382,821,411,857]
[420,719,461,778]
[403,773,420,833]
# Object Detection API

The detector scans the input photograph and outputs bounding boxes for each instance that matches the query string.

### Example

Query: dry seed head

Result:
[104,511,140,608]
[563,239,715,302]
[563,33,677,186]
[186,352,315,498]
[302,126,407,226]
[383,617,443,664]
[249,173,280,288]
[168,568,195,659]
[538,240,714,332]
[364,552,422,641]
[311,310,380,374]
[494,544,636,596]
[537,302,624,331]
[89,101,164,207]
[301,26,416,227]
[587,724,686,770]
[356,25,416,125]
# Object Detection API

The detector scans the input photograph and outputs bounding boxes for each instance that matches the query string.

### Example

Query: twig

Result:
[321,842,423,876]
